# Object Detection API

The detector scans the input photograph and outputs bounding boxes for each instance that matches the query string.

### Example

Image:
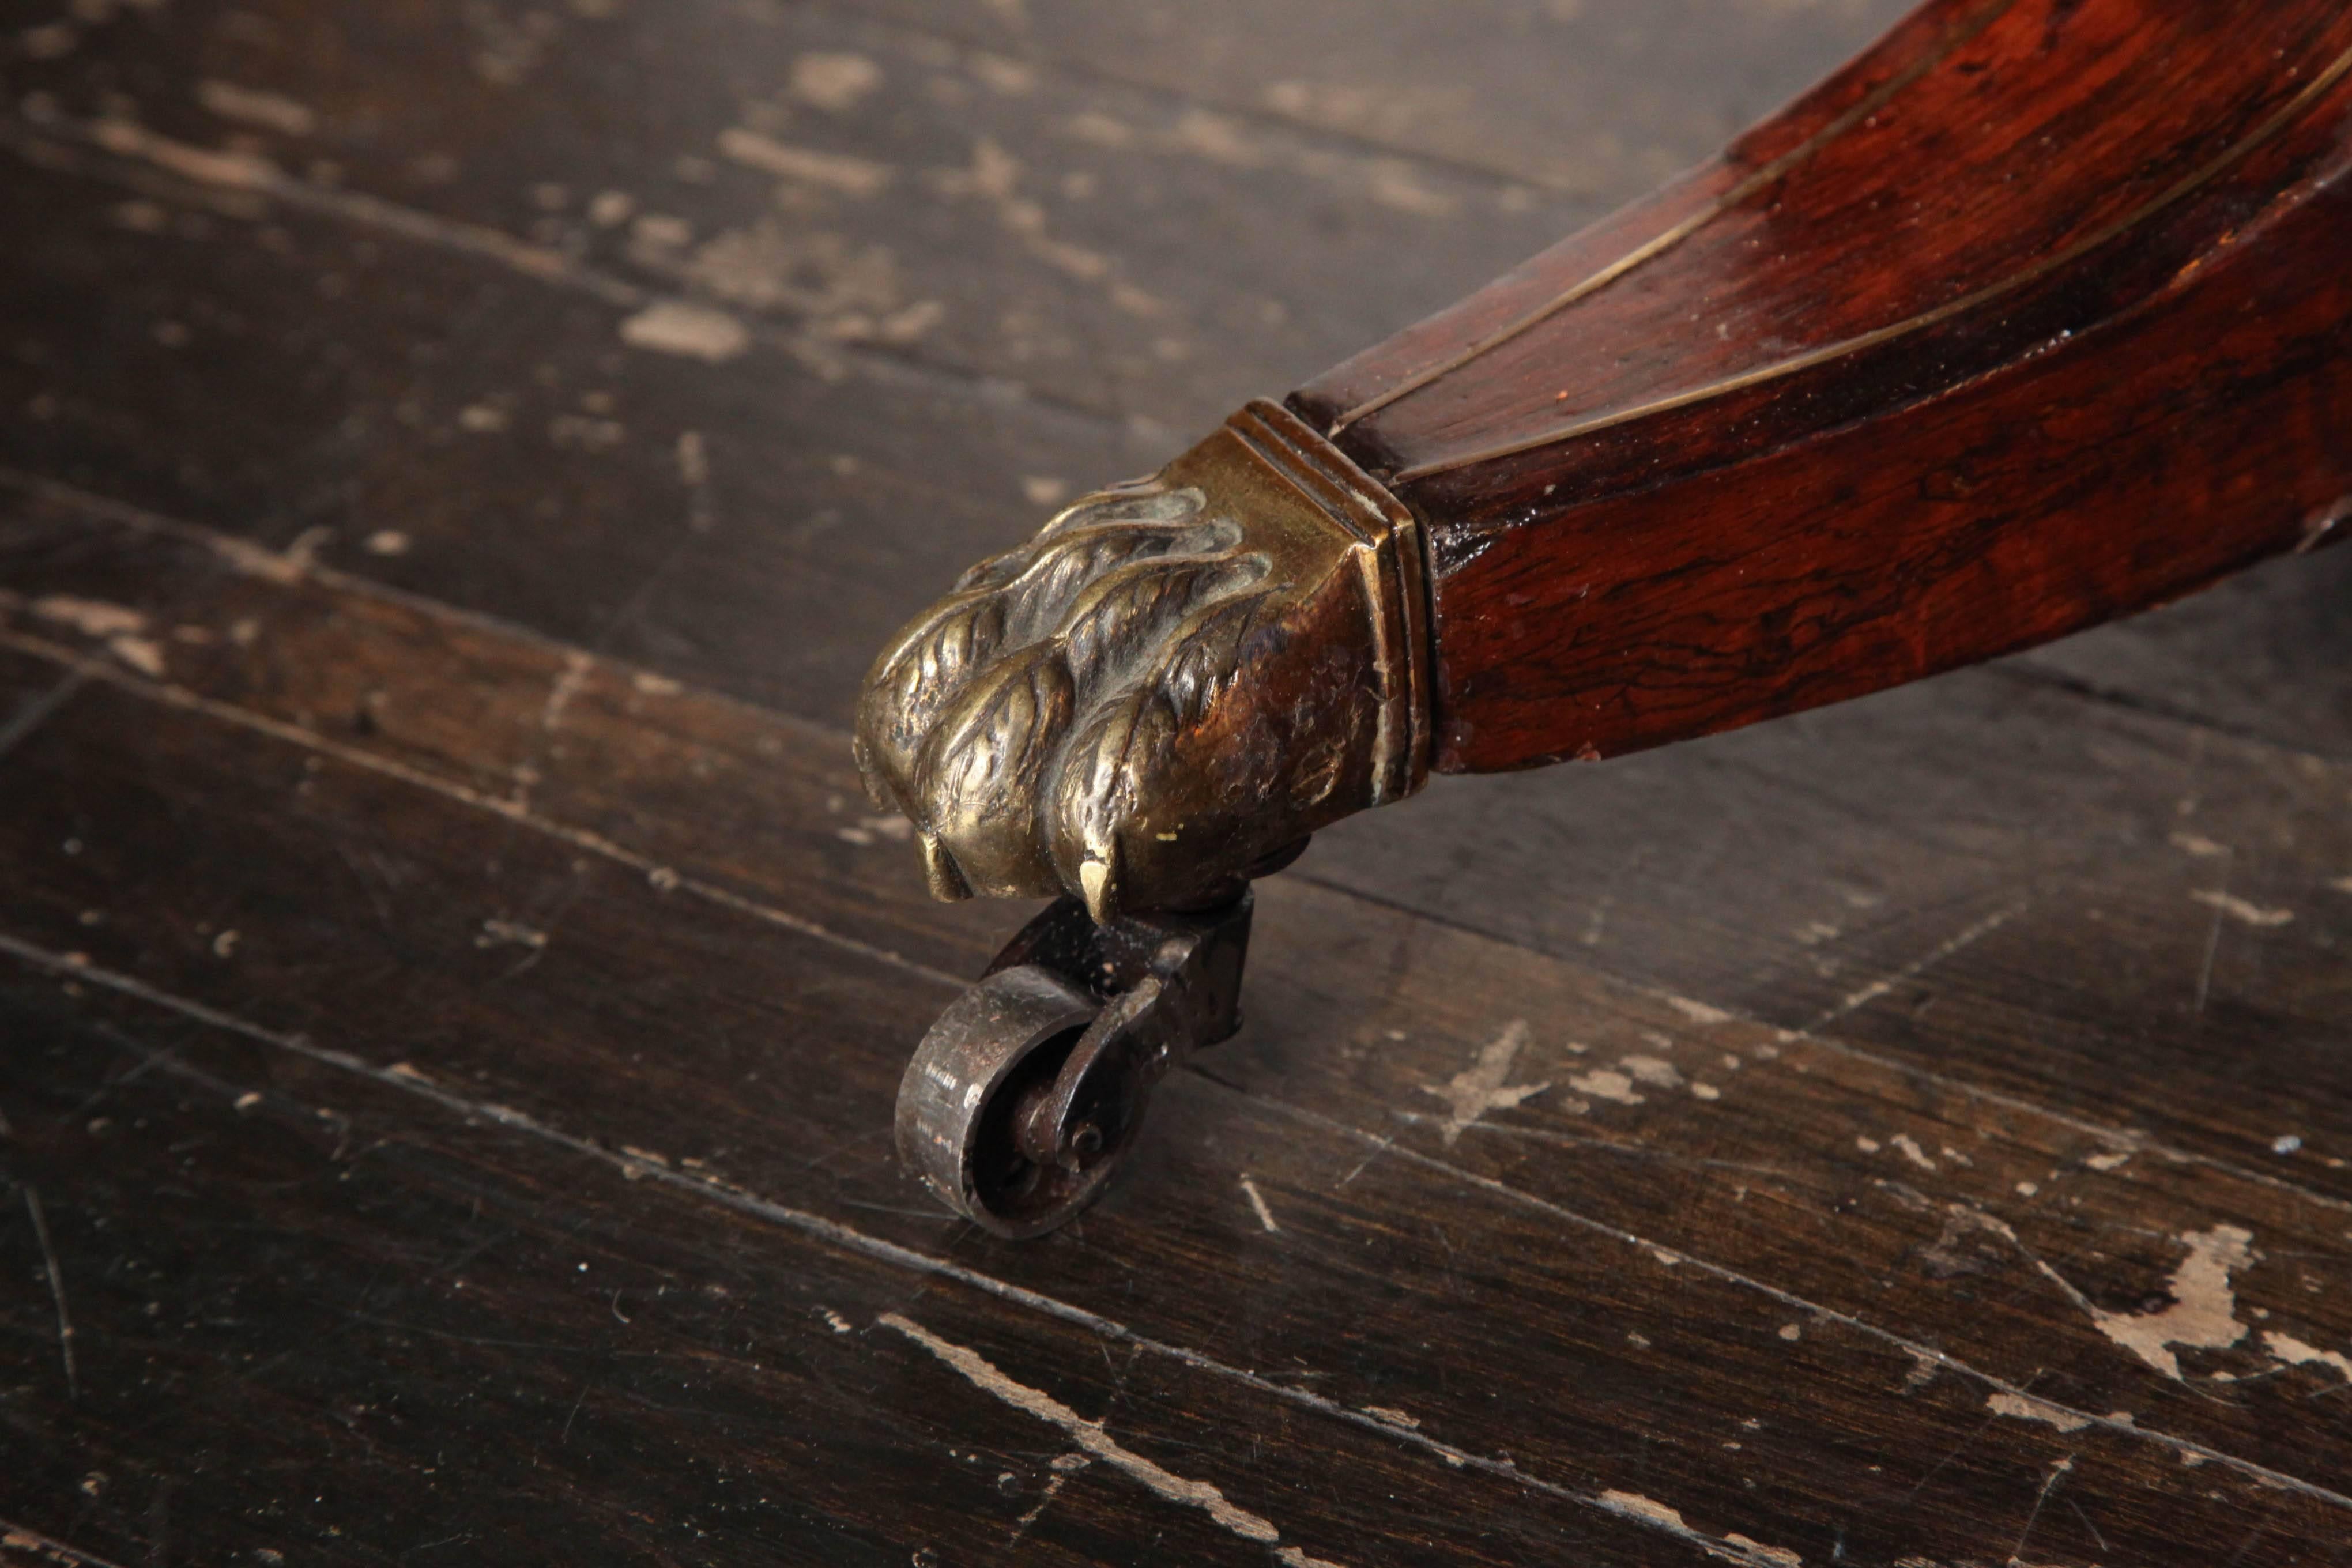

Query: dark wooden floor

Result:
[3,2,2351,1563]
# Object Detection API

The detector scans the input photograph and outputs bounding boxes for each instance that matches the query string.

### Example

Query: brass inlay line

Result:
[1392,35,2352,485]
[1324,0,2018,438]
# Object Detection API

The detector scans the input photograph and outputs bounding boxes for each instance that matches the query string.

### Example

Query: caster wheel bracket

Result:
[895,889,1255,1237]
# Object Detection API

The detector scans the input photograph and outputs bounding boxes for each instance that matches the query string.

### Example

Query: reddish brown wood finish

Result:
[1293,0,2352,774]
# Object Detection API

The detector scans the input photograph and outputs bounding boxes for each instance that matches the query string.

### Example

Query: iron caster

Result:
[895,890,1254,1238]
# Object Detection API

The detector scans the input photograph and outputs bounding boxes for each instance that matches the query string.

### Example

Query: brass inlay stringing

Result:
[1324,0,2018,438]
[1389,31,2352,484]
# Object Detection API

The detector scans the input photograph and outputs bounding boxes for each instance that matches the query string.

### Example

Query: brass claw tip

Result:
[1079,845,1120,927]
[919,831,974,902]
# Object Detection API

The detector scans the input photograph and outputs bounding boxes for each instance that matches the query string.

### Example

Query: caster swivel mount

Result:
[895,889,1255,1238]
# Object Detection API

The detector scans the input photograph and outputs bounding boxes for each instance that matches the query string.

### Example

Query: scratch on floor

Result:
[717,127,894,196]
[1665,995,1733,1026]
[877,1313,1345,1567]
[1007,1451,1093,1552]
[676,429,718,530]
[2192,891,2227,1014]
[1332,1132,1394,1189]
[21,593,164,677]
[1238,1174,1280,1233]
[22,1187,78,1400]
[1595,1491,1804,1567]
[1938,1205,2107,1325]
[0,1516,138,1568]
[1984,1391,2091,1433]
[1394,1115,1793,1181]
[1419,1020,1548,1144]
[28,594,145,640]
[194,80,317,138]
[87,114,273,191]
[1806,901,2026,1032]
[204,531,306,585]
[476,918,548,952]
[2189,889,2294,928]
[2008,1454,2075,1567]
[56,113,639,306]
[620,299,749,362]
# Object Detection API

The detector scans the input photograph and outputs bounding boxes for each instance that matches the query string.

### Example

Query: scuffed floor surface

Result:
[3,1,2352,1563]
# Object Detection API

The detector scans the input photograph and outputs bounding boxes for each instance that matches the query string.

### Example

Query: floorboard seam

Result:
[1991,657,2352,762]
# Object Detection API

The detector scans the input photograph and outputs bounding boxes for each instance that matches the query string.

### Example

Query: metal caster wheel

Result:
[895,889,1256,1238]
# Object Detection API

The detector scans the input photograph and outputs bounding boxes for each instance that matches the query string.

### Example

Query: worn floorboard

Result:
[4,979,1665,1568]
[4,482,2351,1562]
[3,1,2349,1563]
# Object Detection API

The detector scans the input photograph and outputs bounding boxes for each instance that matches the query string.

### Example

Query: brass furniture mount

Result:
[857,399,1430,1233]
[855,398,1431,926]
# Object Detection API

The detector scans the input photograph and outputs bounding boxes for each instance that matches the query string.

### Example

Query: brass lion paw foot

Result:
[858,401,1427,1233]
